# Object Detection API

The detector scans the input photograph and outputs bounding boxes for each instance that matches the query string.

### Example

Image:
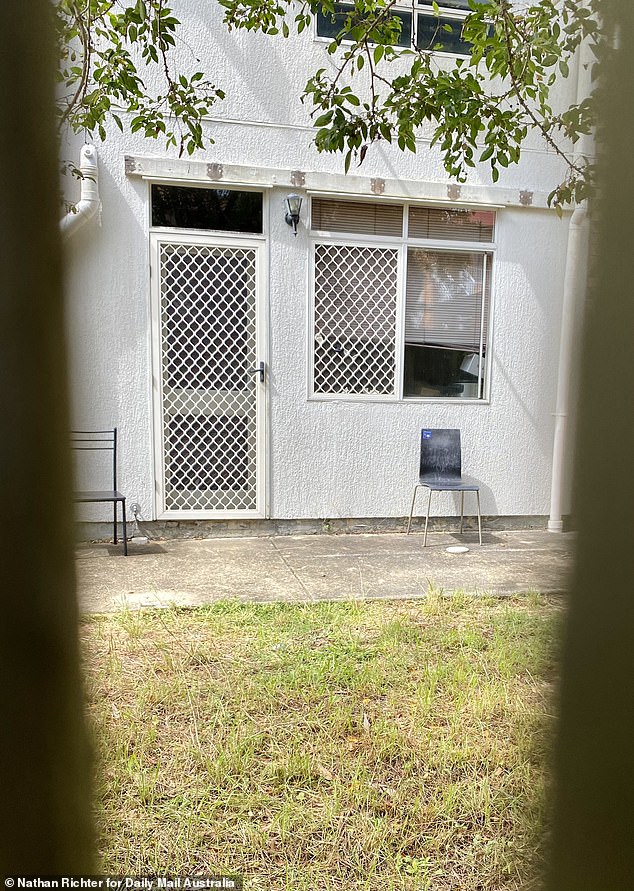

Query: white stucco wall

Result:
[62,0,575,525]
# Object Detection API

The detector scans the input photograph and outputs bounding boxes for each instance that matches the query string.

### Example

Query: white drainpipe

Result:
[60,144,100,238]
[548,19,592,533]
[548,202,588,532]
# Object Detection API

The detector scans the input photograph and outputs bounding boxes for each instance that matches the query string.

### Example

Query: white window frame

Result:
[313,0,474,58]
[146,179,270,239]
[308,235,405,402]
[308,197,496,404]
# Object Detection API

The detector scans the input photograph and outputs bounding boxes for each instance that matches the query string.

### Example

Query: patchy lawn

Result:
[81,592,563,890]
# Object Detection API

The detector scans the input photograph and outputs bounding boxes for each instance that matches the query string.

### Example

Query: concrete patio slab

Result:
[76,529,575,613]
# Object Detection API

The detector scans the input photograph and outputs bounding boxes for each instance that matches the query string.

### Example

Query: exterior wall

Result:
[63,0,575,528]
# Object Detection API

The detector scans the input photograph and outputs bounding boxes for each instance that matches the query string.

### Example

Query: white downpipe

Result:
[548,202,588,532]
[548,10,593,533]
[60,144,100,238]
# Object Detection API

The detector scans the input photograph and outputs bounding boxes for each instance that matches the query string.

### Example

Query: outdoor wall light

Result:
[285,193,303,235]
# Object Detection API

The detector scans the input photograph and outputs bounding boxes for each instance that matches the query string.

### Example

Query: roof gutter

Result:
[60,145,100,238]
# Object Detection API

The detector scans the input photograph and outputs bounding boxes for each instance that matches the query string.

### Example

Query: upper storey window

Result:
[316,1,476,56]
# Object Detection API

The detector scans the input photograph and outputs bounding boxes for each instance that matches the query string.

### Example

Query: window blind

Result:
[312,198,403,237]
[408,206,495,242]
[405,249,491,351]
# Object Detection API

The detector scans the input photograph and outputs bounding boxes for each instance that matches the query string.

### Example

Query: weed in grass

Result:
[82,594,560,890]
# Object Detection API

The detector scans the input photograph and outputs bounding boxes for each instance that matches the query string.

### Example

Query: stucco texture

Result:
[62,0,574,525]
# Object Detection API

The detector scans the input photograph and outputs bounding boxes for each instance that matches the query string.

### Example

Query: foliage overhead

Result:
[54,0,224,163]
[55,0,602,206]
[219,0,602,207]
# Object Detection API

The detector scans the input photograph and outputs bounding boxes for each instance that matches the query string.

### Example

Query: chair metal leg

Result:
[423,488,432,547]
[122,499,128,556]
[476,489,482,545]
[406,485,420,534]
[113,502,118,544]
[460,491,464,534]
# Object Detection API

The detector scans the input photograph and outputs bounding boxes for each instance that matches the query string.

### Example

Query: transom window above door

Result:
[151,184,263,234]
[310,198,495,401]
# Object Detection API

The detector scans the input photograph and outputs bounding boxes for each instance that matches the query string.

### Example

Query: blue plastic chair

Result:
[406,428,482,546]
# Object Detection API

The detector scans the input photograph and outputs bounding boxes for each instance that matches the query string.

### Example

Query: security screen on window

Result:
[310,199,495,401]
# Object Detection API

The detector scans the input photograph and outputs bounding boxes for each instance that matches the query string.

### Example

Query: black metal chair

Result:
[406,428,482,547]
[72,428,128,555]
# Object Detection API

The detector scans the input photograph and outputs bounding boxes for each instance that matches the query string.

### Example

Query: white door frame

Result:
[150,230,268,519]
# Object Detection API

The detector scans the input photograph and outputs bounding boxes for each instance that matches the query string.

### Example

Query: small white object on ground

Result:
[131,536,149,546]
[446,545,469,554]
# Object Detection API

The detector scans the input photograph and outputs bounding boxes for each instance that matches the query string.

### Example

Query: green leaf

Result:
[314,111,334,126]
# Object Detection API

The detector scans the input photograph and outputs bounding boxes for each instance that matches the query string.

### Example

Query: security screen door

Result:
[151,233,265,518]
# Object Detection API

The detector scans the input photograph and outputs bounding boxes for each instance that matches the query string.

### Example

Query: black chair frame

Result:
[406,428,482,547]
[72,428,128,555]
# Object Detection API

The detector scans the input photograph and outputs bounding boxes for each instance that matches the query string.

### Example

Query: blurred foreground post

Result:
[545,1,634,889]
[0,0,94,873]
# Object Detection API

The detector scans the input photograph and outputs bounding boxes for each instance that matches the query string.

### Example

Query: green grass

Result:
[81,593,563,890]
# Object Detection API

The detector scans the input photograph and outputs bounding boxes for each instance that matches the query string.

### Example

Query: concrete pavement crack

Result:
[269,539,315,600]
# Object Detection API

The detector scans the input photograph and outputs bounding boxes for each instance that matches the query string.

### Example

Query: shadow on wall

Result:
[195,9,310,129]
[65,153,155,523]
[491,210,568,463]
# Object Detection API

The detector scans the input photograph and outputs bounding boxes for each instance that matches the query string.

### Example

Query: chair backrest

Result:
[71,428,118,490]
[419,428,462,482]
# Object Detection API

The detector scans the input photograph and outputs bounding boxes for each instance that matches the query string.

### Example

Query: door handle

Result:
[250,361,265,383]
